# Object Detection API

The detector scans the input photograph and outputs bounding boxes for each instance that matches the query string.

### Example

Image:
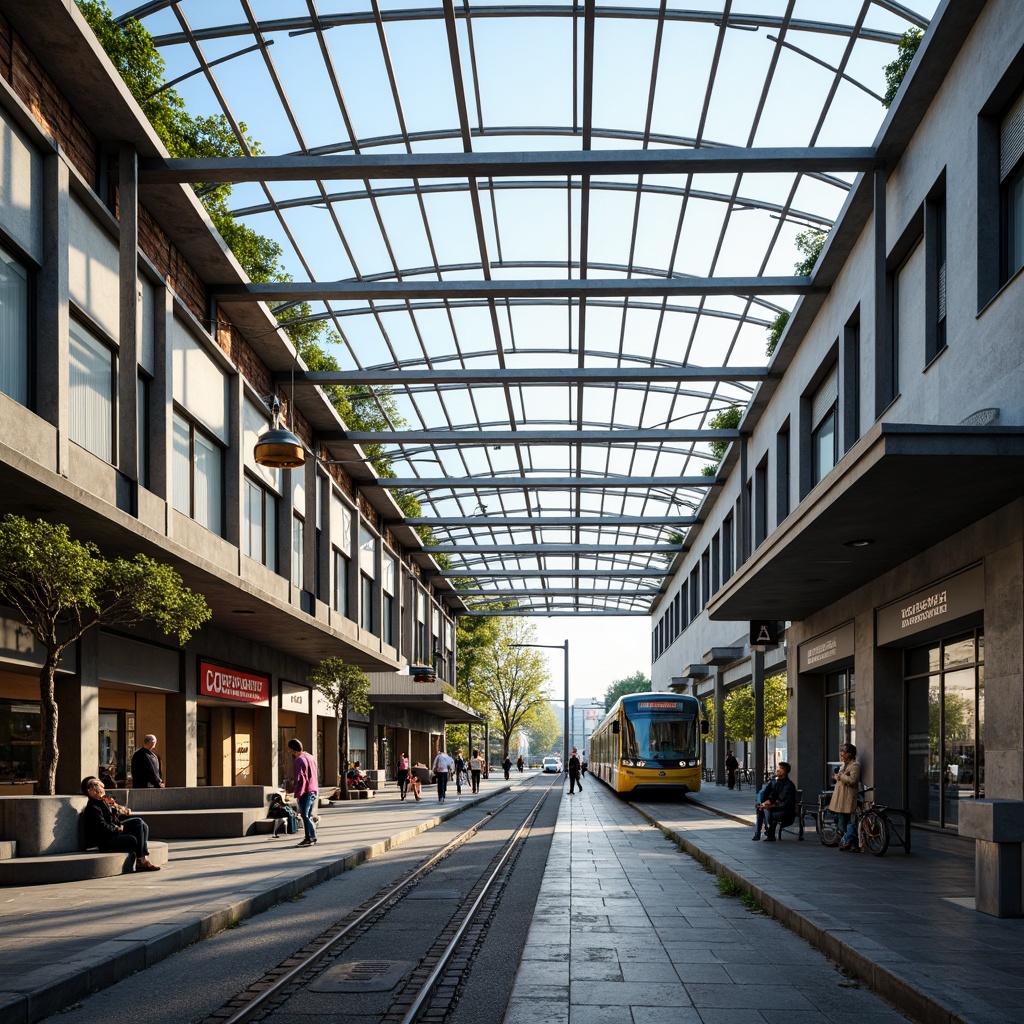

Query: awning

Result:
[709,423,1024,622]
[369,690,487,726]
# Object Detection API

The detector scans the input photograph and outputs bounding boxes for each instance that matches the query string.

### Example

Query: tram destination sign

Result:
[875,565,984,646]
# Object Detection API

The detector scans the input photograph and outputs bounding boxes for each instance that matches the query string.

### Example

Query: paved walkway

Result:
[505,778,1023,1024]
[1,779,510,1024]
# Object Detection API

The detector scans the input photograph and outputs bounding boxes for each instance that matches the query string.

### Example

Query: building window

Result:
[775,422,790,523]
[69,319,115,463]
[333,547,350,617]
[810,364,838,485]
[291,514,304,589]
[926,191,947,361]
[754,455,768,547]
[0,245,30,406]
[824,668,855,789]
[137,375,150,489]
[244,475,277,570]
[360,573,374,632]
[841,316,860,454]
[172,411,223,535]
[722,515,734,582]
[1002,90,1024,281]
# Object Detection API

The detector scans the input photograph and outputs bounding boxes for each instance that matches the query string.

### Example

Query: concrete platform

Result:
[0,841,169,885]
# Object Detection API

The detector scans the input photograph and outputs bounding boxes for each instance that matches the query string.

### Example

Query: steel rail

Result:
[216,786,542,1024]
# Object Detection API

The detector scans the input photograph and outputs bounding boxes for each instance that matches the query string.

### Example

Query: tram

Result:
[588,692,708,796]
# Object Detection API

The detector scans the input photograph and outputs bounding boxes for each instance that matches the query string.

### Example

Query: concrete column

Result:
[753,649,765,787]
[55,631,99,795]
[715,671,726,785]
[166,645,196,787]
[37,153,70,474]
[960,800,1024,917]
[225,372,242,550]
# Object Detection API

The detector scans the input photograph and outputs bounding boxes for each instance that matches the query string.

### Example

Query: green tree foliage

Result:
[700,405,743,477]
[473,619,551,756]
[766,310,790,358]
[0,515,211,793]
[520,700,562,759]
[603,671,652,711]
[307,657,372,797]
[703,697,716,747]
[722,674,788,743]
[882,29,924,108]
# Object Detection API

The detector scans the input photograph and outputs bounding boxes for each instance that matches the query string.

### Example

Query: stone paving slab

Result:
[503,778,1015,1024]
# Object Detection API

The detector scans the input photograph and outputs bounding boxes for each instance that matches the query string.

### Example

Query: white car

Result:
[542,756,562,773]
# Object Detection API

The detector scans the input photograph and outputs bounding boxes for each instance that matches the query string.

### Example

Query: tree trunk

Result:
[338,701,350,800]
[38,659,59,796]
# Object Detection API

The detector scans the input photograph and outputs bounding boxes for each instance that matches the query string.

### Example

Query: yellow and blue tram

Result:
[588,692,708,795]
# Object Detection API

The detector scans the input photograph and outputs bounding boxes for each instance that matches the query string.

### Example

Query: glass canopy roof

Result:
[113,0,936,617]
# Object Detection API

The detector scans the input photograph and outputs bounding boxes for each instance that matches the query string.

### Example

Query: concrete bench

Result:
[0,841,169,885]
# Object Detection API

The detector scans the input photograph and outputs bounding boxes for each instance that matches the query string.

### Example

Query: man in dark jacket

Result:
[81,777,160,870]
[752,762,797,842]
[567,747,583,794]
[131,735,164,788]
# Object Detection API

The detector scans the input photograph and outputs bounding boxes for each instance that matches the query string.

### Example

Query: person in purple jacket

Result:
[288,738,319,846]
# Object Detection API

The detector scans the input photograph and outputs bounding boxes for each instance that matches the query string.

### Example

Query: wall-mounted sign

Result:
[279,680,310,714]
[749,620,779,648]
[876,565,984,646]
[798,621,855,673]
[198,660,270,706]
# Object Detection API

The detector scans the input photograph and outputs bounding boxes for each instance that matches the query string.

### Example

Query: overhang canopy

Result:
[709,424,1024,622]
[369,691,487,725]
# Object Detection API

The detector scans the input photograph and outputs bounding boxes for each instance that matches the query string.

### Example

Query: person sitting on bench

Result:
[752,762,797,842]
[346,762,368,790]
[81,776,161,871]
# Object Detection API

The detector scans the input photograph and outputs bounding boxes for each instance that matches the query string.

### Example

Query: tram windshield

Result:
[622,702,699,762]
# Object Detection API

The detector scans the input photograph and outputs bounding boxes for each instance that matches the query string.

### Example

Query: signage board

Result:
[749,620,779,648]
[876,565,984,646]
[279,680,310,714]
[198,660,270,706]
[798,621,855,673]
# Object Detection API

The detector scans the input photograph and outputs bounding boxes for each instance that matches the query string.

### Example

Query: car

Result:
[542,756,562,773]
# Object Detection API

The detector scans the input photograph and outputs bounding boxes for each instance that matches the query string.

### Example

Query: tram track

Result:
[201,775,559,1024]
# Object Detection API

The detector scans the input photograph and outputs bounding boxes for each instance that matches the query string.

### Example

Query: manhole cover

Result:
[310,960,411,993]
[405,888,460,900]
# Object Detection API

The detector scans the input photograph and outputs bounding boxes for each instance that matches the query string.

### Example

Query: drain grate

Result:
[310,959,411,993]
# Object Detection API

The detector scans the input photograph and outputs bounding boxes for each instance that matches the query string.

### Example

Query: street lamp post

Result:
[511,639,569,769]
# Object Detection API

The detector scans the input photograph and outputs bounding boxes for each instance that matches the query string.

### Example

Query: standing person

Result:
[80,777,160,871]
[581,752,588,777]
[453,749,466,797]
[751,762,797,841]
[516,755,524,773]
[502,753,512,780]
[829,742,862,851]
[567,746,583,794]
[131,735,164,788]
[469,749,483,793]
[288,738,319,847]
[725,749,739,790]
[396,751,410,800]
[433,747,454,802]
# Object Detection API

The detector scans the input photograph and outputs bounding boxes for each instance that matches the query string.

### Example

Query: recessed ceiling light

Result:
[844,539,873,548]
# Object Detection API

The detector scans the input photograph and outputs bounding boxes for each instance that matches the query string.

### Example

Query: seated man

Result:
[752,761,797,842]
[80,776,161,871]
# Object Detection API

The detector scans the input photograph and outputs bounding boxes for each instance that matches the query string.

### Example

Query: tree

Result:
[0,515,211,794]
[766,310,790,358]
[722,674,788,742]
[520,700,561,758]
[700,405,743,476]
[603,671,651,711]
[765,229,827,356]
[308,657,372,799]
[474,619,551,756]
[882,28,924,108]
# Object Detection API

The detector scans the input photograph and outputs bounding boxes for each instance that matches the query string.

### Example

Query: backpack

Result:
[284,805,298,833]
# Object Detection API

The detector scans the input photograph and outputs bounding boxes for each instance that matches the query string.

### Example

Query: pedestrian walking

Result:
[726,749,739,790]
[469,750,483,793]
[396,751,410,800]
[433,747,454,802]
[568,746,583,794]
[288,738,319,846]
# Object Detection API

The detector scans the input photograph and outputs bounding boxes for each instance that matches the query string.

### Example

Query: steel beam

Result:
[423,543,678,553]
[464,609,650,617]
[290,366,768,386]
[376,475,714,489]
[404,516,696,527]
[213,276,811,303]
[140,146,876,185]
[452,587,660,596]
[436,569,671,577]
[341,428,737,444]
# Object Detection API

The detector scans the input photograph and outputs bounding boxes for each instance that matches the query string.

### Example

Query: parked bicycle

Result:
[816,786,892,855]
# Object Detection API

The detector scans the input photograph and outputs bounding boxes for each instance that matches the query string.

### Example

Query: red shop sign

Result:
[199,660,270,706]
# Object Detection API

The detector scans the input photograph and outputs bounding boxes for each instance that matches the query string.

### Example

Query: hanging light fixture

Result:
[254,395,305,468]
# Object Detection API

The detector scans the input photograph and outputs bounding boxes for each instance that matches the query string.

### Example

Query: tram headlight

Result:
[621,758,647,768]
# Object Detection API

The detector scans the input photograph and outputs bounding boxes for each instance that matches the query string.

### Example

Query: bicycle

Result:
[816,786,890,856]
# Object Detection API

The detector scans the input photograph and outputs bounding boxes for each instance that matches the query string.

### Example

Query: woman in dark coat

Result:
[81,777,160,871]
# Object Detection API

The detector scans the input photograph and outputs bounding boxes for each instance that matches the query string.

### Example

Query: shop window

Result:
[824,669,855,789]
[905,630,984,829]
[69,318,115,463]
[349,725,367,769]
[810,364,838,486]
[0,244,30,406]
[172,411,223,535]
[0,700,40,786]
[244,475,278,570]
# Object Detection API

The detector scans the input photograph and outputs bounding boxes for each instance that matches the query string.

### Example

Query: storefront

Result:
[876,565,985,830]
